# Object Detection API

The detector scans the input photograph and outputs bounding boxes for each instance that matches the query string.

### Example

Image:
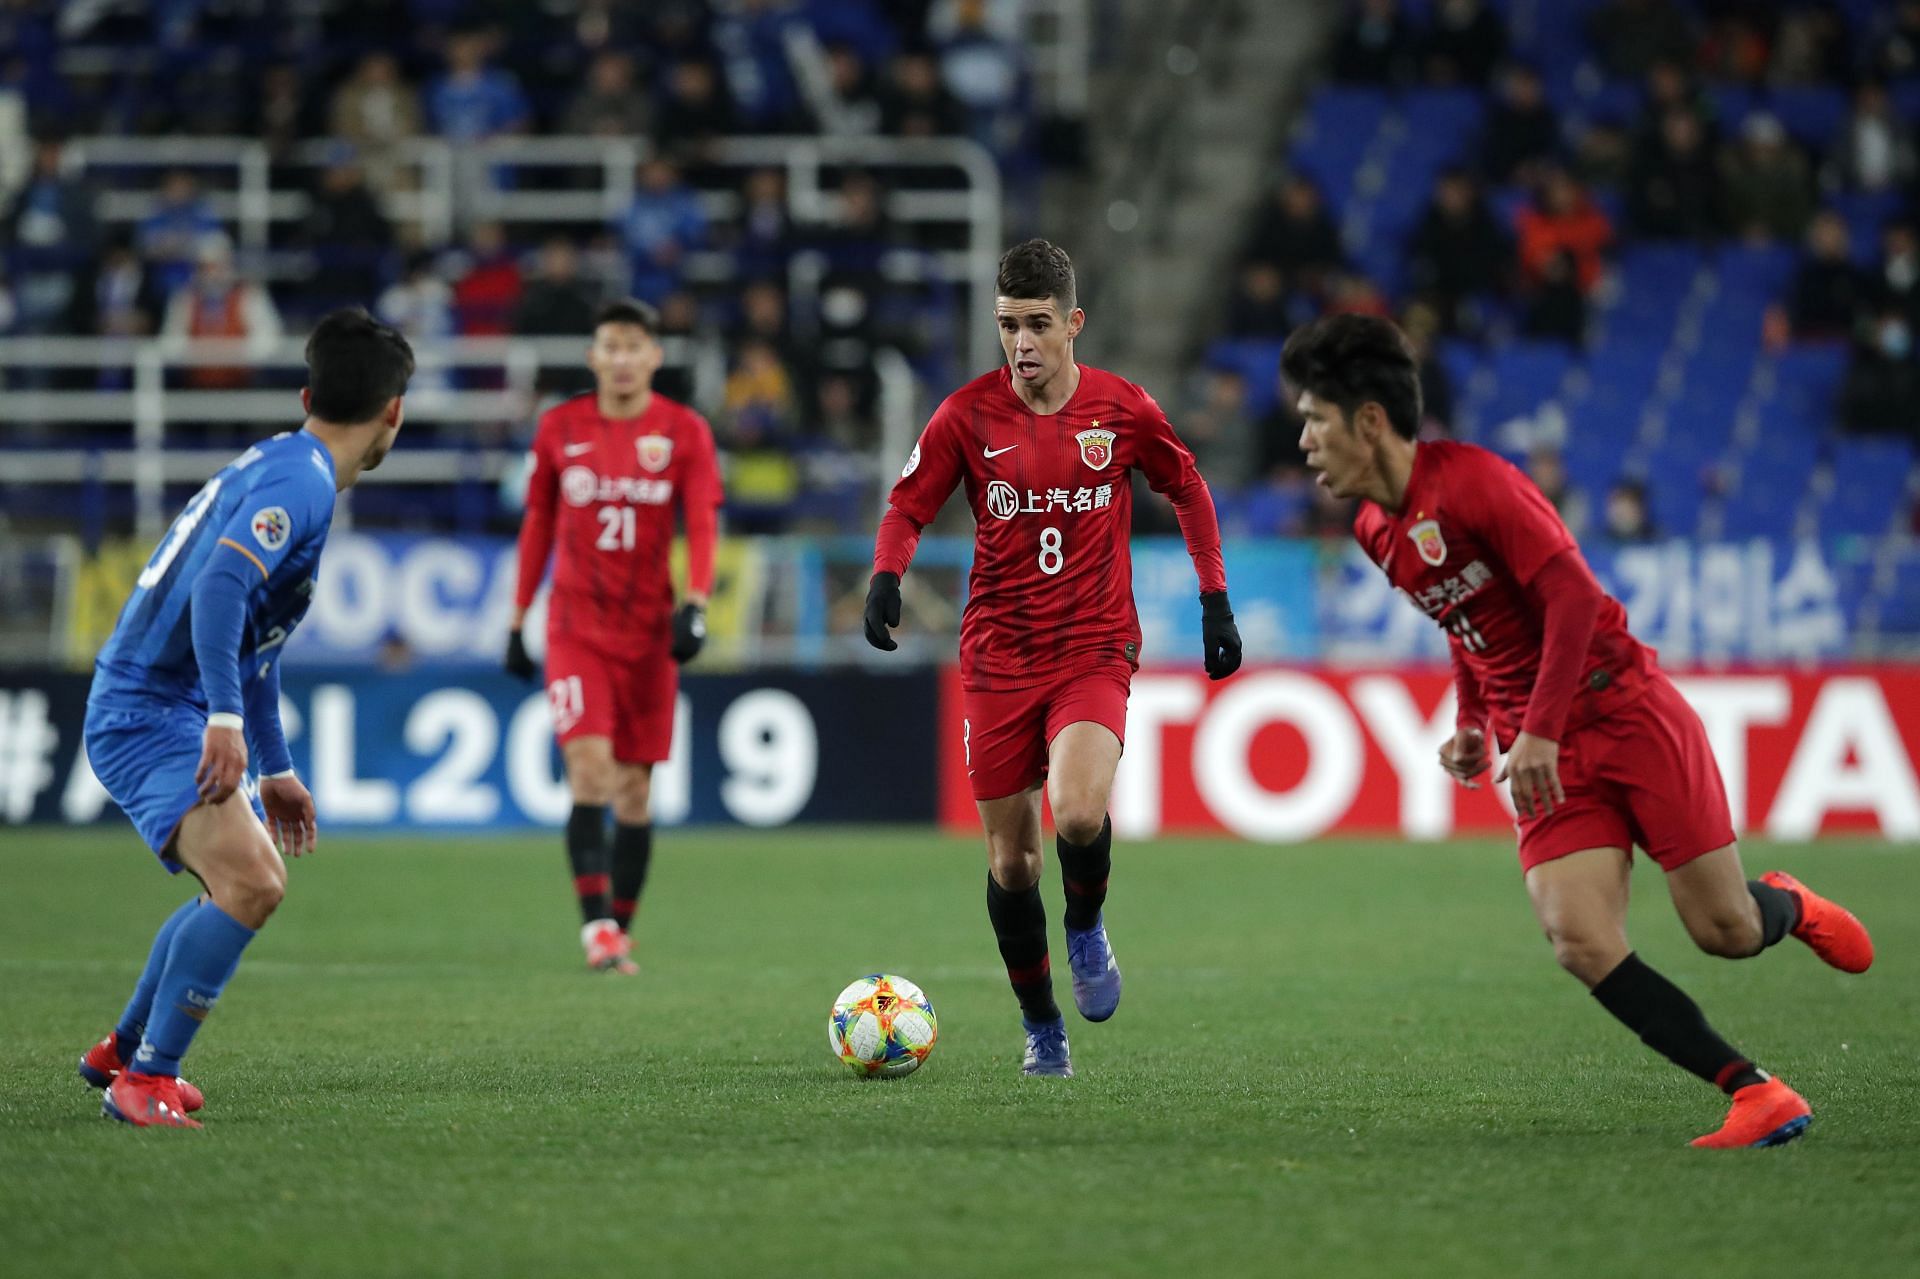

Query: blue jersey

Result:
[93,430,337,722]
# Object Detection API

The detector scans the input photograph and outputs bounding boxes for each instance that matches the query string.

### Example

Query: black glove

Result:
[504,628,536,681]
[1201,590,1242,681]
[863,572,901,651]
[671,601,707,664]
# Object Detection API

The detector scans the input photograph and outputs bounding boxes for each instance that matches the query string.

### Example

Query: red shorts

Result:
[1517,673,1736,874]
[545,629,677,764]
[961,663,1132,802]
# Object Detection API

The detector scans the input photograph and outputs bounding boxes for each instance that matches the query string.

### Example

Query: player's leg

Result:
[1046,720,1123,1022]
[979,785,1071,1077]
[604,763,653,976]
[605,644,677,971]
[546,637,623,968]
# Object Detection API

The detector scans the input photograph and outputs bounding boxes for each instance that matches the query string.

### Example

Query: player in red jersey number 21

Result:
[507,300,723,975]
[865,240,1243,1077]
[1288,314,1873,1148]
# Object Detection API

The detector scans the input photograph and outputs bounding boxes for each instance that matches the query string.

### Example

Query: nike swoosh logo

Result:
[983,445,1019,458]
[563,442,594,456]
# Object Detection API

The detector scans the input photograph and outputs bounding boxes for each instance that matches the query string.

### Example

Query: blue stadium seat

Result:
[1205,338,1286,416]
[1715,243,1800,301]
[1817,436,1916,537]
[1767,86,1850,150]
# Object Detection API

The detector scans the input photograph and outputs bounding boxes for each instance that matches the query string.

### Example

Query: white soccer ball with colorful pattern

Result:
[827,974,938,1078]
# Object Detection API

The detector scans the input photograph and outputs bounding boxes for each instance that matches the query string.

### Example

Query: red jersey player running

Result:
[1287,314,1873,1148]
[507,300,723,974]
[864,240,1242,1077]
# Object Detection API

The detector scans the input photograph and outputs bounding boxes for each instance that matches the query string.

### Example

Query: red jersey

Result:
[879,364,1226,691]
[1352,440,1654,747]
[515,392,723,649]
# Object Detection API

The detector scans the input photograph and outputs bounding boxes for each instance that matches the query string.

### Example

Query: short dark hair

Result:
[996,238,1076,313]
[305,308,414,425]
[1280,314,1423,440]
[595,298,660,334]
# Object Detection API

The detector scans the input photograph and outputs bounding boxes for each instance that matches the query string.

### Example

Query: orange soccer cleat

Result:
[102,1072,203,1129]
[1691,1078,1811,1149]
[78,1033,204,1112]
[582,920,638,975]
[1761,871,1875,974]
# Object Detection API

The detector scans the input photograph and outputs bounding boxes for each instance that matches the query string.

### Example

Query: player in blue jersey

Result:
[77,309,414,1128]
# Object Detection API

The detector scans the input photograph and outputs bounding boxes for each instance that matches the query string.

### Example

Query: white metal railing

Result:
[0,336,919,537]
[65,133,1003,372]
[1033,0,1093,117]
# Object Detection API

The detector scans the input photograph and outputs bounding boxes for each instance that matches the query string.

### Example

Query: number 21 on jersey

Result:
[596,506,636,551]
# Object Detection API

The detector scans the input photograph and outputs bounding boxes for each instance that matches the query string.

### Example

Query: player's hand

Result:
[260,773,318,858]
[1200,590,1242,680]
[671,601,707,664]
[504,628,536,681]
[195,724,248,805]
[863,572,901,652]
[1439,726,1490,789]
[1495,731,1565,819]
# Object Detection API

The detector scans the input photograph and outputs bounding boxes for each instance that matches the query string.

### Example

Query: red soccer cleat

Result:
[1761,871,1875,974]
[79,1034,204,1112]
[102,1072,203,1129]
[1691,1078,1811,1149]
[582,920,637,975]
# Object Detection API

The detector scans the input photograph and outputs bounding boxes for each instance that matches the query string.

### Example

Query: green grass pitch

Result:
[1,828,1915,1278]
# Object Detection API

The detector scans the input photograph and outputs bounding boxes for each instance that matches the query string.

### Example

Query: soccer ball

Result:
[827,974,938,1078]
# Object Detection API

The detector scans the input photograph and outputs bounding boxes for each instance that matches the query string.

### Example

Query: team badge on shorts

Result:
[250,506,291,551]
[636,435,673,473]
[1075,424,1116,469]
[1408,518,1447,567]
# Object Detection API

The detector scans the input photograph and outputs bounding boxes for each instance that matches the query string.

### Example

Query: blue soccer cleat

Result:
[1021,1017,1073,1078]
[1066,913,1123,1022]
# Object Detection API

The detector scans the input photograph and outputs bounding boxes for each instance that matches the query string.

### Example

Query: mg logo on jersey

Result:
[636,435,673,473]
[562,466,599,506]
[986,480,1021,520]
[250,506,290,551]
[1075,425,1115,469]
[1408,518,1447,567]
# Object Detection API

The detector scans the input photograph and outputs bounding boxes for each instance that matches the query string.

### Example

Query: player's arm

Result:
[1131,386,1241,679]
[506,415,559,680]
[864,405,965,652]
[672,416,725,663]
[246,658,317,857]
[1439,647,1492,788]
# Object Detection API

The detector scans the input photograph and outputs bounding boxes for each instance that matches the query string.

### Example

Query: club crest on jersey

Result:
[1075,424,1116,470]
[250,506,290,551]
[636,434,673,473]
[1408,518,1447,567]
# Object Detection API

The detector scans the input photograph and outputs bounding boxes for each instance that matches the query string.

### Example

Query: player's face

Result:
[1297,391,1370,498]
[996,297,1082,390]
[588,322,662,402]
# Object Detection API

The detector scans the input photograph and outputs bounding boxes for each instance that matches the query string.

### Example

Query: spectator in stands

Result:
[618,157,707,303]
[138,169,221,296]
[1574,121,1633,189]
[821,42,884,134]
[1528,446,1588,539]
[256,63,311,180]
[2,137,97,337]
[714,0,805,132]
[1841,302,1920,438]
[816,370,879,451]
[1786,210,1868,341]
[376,251,454,391]
[731,167,792,279]
[1869,0,1920,80]
[1636,58,1716,146]
[1602,478,1658,542]
[1400,302,1455,432]
[1180,367,1261,482]
[1406,168,1512,332]
[722,336,803,527]
[1325,272,1392,319]
[1521,248,1588,347]
[1697,11,1771,83]
[938,0,1028,158]
[0,56,27,203]
[1515,168,1613,296]
[1588,0,1695,80]
[450,220,522,337]
[1243,174,1345,295]
[1482,63,1560,185]
[1771,4,1854,85]
[1871,221,1920,331]
[428,28,529,144]
[513,237,600,337]
[327,53,423,197]
[300,162,393,304]
[81,238,162,340]
[814,169,893,279]
[1831,81,1917,196]
[1720,113,1813,245]
[1332,0,1417,86]
[564,50,651,139]
[1226,262,1291,338]
[656,58,737,166]
[1423,0,1508,88]
[738,276,814,402]
[161,235,284,389]
[881,51,966,139]
[1627,109,1721,240]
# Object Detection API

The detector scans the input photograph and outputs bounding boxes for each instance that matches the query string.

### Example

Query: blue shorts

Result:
[85,698,264,868]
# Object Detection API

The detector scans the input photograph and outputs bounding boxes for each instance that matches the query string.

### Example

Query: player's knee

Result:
[569,765,615,806]
[988,846,1042,892]
[613,777,652,826]
[220,859,285,927]
[1543,923,1621,984]
[1054,805,1105,848]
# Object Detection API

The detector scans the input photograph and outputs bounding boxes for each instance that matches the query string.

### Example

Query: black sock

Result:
[1748,880,1801,949]
[1591,952,1766,1094]
[566,803,610,924]
[986,873,1060,1023]
[611,823,653,931]
[1055,815,1112,932]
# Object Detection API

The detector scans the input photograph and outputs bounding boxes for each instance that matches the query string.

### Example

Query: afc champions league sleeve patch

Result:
[902,441,922,478]
[250,506,292,551]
